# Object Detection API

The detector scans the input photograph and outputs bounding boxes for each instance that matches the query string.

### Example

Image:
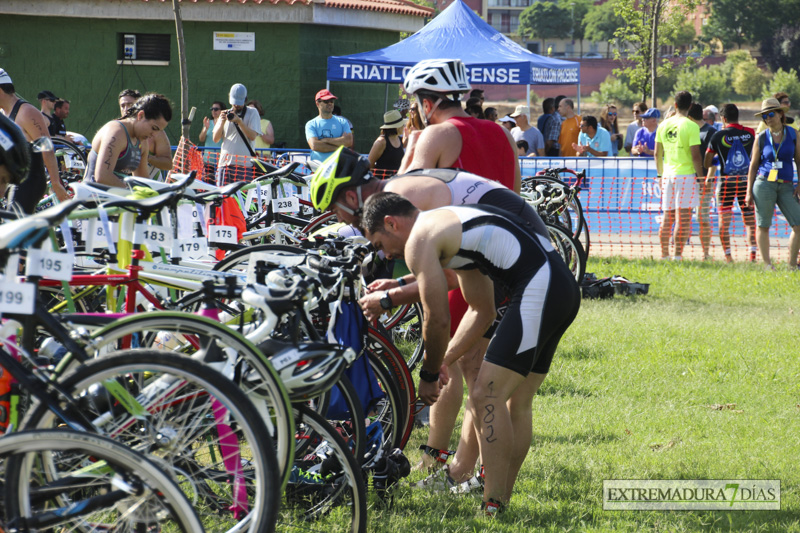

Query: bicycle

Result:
[0,428,204,532]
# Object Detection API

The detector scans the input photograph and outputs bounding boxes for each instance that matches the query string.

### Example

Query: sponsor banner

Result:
[603,480,780,511]
[329,62,578,85]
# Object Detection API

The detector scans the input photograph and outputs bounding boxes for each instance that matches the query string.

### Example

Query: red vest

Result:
[447,116,516,190]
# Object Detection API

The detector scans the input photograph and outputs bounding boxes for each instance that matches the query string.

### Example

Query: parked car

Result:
[582,52,603,59]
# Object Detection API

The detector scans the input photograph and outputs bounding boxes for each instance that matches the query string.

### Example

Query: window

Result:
[527,42,540,54]
[117,33,170,66]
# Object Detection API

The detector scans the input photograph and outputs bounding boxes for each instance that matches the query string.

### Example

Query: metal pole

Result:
[172,0,190,140]
[526,84,530,116]
[385,83,390,112]
[577,82,581,114]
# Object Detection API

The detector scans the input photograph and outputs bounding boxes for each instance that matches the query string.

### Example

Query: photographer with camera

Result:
[212,83,262,185]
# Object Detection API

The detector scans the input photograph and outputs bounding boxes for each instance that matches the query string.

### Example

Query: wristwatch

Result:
[379,291,393,310]
[419,368,440,383]
[396,277,407,287]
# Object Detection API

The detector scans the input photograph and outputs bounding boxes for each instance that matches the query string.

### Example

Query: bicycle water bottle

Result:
[0,364,12,431]
[0,319,22,432]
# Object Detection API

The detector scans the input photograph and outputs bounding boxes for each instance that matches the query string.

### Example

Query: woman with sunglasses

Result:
[746,98,800,270]
[199,101,224,181]
[600,104,622,156]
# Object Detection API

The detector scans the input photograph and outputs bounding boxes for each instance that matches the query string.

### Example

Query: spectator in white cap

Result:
[212,82,262,184]
[498,115,516,132]
[509,104,545,156]
[703,105,723,131]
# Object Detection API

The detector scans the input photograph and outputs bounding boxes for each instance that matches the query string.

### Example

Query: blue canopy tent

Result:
[327,0,581,111]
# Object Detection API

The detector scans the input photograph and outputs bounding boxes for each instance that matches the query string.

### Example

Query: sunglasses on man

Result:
[762,111,780,121]
[210,107,221,111]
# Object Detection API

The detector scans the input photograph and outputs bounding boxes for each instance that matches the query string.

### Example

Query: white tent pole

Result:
[385,83,389,112]
[326,80,330,90]
[526,84,530,116]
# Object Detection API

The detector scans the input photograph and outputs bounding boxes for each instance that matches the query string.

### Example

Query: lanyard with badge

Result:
[767,127,785,182]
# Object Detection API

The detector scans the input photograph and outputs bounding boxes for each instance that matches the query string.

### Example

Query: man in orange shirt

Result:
[557,98,581,157]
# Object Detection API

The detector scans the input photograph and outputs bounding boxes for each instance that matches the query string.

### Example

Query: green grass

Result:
[367,257,800,532]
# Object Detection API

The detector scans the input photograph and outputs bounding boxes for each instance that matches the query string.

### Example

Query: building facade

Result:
[0,0,431,152]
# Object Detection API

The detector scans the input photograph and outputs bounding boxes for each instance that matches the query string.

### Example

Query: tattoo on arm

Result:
[103,136,117,170]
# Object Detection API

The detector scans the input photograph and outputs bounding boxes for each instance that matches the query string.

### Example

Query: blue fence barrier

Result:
[520,157,798,258]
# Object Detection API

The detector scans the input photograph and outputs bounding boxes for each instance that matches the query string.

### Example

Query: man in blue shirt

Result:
[305,89,353,163]
[572,115,611,157]
[631,108,660,158]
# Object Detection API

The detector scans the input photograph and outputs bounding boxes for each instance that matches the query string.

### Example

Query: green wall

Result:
[0,15,400,153]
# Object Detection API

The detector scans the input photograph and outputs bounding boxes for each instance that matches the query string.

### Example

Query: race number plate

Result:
[134,224,173,249]
[208,225,237,245]
[25,250,74,281]
[0,281,36,315]
[272,196,299,214]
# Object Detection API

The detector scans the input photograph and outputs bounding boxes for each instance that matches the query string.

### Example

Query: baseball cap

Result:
[641,108,661,119]
[703,105,719,114]
[498,115,516,124]
[315,89,337,102]
[229,83,247,106]
[37,90,58,101]
[0,68,12,85]
[509,105,529,118]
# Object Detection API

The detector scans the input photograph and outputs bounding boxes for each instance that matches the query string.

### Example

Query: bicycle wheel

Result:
[366,327,415,448]
[212,243,306,274]
[2,429,204,533]
[281,404,367,533]
[52,136,88,187]
[301,211,339,236]
[365,351,407,452]
[87,312,295,488]
[386,302,424,371]
[311,373,367,462]
[523,175,590,255]
[21,349,281,533]
[545,222,586,283]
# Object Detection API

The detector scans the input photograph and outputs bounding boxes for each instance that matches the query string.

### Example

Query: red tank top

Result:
[447,116,516,190]
[445,117,516,335]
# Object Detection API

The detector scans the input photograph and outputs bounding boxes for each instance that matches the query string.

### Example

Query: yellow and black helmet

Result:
[309,146,373,211]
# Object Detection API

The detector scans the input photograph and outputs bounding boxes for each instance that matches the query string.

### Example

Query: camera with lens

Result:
[226,111,235,121]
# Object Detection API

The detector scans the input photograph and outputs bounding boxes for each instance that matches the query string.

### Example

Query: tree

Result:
[673,64,730,105]
[584,2,624,58]
[703,0,800,71]
[701,0,767,51]
[764,69,800,105]
[518,2,572,52]
[591,76,639,106]
[760,23,800,72]
[557,0,592,57]
[611,0,699,105]
[732,61,767,100]
[664,21,697,52]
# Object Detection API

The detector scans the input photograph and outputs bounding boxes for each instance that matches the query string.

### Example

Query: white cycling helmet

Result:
[261,341,357,400]
[403,59,470,100]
